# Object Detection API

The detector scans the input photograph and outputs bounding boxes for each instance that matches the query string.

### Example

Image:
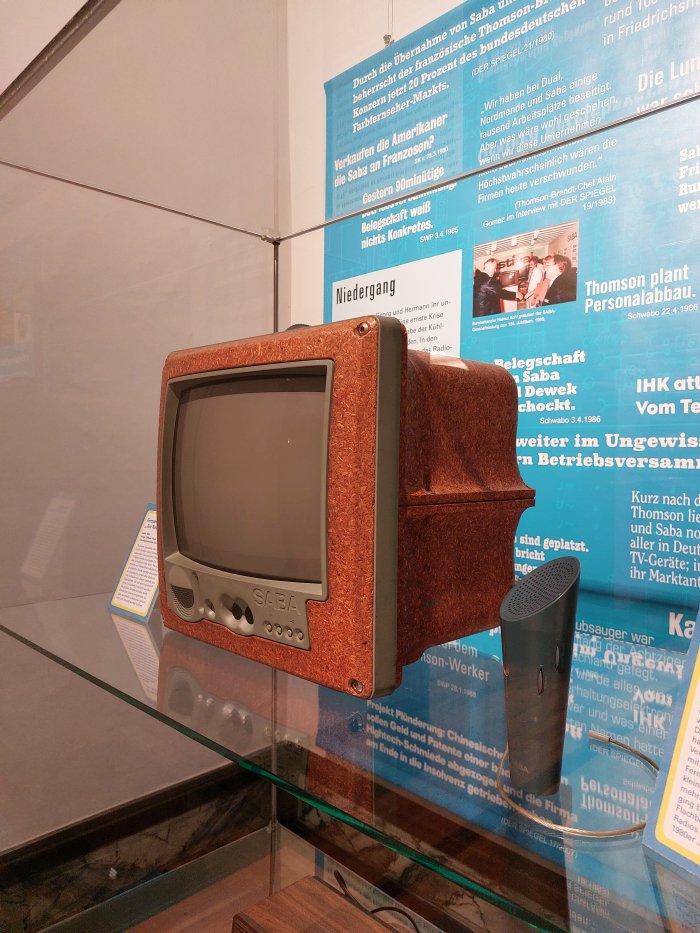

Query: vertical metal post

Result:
[268,666,279,896]
[273,239,280,334]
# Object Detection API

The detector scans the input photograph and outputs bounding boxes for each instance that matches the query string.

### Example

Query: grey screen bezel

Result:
[161,361,333,645]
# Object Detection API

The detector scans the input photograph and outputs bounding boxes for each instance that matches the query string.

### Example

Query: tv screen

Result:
[172,371,327,583]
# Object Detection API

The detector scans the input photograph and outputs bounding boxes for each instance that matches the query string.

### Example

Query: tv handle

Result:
[499,557,580,796]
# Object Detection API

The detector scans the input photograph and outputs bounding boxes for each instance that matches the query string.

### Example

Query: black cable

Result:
[371,905,420,932]
[333,869,420,931]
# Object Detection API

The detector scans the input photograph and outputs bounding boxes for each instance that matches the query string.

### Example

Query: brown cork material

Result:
[159,317,385,698]
[401,350,529,504]
[397,500,529,668]
[396,350,534,669]
[157,316,534,699]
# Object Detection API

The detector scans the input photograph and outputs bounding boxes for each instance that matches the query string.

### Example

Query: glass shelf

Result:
[1,591,697,931]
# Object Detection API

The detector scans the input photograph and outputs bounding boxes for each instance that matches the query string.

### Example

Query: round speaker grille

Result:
[170,584,195,618]
[501,557,580,621]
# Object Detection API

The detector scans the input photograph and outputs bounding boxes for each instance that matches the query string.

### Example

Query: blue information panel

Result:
[324,0,700,634]
[644,606,700,879]
[326,0,700,219]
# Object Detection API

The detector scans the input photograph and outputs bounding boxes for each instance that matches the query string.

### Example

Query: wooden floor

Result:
[127,828,316,933]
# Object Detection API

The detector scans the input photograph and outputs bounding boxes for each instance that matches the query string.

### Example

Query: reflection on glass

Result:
[0,238,36,382]
[110,612,161,703]
[157,629,309,762]
[1,586,691,929]
[20,493,77,580]
[0,163,273,609]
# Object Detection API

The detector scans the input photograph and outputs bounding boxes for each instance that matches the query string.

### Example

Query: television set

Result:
[157,315,534,698]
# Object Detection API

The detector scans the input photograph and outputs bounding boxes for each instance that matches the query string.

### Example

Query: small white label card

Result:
[109,505,159,622]
[644,604,700,879]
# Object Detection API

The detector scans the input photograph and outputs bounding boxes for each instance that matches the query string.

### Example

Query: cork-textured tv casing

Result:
[158,315,534,698]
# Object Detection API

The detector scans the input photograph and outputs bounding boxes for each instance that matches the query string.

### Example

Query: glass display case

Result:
[0,592,697,930]
[1,1,698,929]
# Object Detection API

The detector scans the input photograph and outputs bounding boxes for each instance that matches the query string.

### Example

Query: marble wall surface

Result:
[0,632,270,931]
